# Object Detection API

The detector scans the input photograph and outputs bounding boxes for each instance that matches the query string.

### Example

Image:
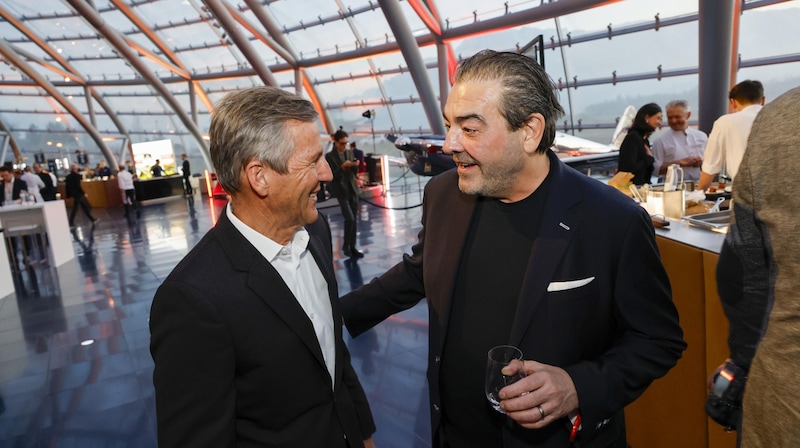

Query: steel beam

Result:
[0,120,21,163]
[202,0,279,87]
[0,38,117,170]
[66,0,212,172]
[0,3,133,170]
[243,0,333,133]
[377,0,445,135]
[698,0,735,134]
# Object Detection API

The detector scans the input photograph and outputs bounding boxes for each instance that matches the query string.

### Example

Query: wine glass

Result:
[485,345,526,413]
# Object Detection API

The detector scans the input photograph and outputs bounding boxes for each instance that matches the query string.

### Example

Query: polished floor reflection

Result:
[0,179,431,448]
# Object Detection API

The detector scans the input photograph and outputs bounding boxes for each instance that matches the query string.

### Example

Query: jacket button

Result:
[435,356,441,364]
[433,404,440,413]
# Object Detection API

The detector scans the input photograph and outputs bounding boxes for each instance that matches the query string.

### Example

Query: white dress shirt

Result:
[226,204,336,387]
[651,128,708,181]
[20,172,44,202]
[117,169,135,191]
[702,104,762,182]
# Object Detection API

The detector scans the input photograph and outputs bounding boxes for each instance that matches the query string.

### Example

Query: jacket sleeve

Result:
[717,196,771,370]
[340,183,430,337]
[150,281,237,448]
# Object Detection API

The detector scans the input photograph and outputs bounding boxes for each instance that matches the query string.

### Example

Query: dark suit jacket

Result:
[64,171,85,199]
[182,159,191,178]
[341,150,686,447]
[150,211,375,448]
[325,149,359,198]
[617,128,655,185]
[0,178,27,203]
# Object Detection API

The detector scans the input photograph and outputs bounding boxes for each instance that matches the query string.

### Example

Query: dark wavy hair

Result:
[631,103,662,134]
[454,50,564,153]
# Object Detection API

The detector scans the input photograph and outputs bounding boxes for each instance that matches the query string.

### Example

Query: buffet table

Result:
[0,229,13,298]
[134,175,185,202]
[625,219,736,448]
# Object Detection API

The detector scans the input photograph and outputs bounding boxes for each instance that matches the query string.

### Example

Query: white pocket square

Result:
[547,276,595,292]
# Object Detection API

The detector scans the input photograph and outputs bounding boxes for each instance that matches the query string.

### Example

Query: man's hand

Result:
[363,437,376,448]
[499,360,579,429]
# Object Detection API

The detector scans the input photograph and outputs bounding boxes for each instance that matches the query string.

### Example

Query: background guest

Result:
[618,102,662,186]
[652,99,707,182]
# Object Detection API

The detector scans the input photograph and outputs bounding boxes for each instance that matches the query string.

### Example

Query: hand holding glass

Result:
[485,345,526,413]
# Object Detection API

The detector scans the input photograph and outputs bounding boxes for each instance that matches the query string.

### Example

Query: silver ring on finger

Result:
[537,405,545,420]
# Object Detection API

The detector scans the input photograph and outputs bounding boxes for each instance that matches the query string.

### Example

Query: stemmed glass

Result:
[485,345,526,413]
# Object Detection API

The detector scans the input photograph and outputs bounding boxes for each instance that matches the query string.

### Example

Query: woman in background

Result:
[618,103,662,185]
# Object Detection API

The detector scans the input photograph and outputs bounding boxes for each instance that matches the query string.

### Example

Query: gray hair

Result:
[209,86,318,193]
[453,50,564,153]
[665,99,691,112]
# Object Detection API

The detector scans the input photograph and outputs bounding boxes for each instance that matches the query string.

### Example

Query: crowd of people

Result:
[617,79,765,190]
[2,46,792,448]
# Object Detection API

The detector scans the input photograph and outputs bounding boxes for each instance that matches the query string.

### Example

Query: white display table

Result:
[0,229,13,298]
[0,200,75,268]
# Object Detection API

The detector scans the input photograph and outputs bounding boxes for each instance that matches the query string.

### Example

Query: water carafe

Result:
[664,164,684,192]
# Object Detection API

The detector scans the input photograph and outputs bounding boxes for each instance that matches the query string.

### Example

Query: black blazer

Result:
[0,178,27,203]
[325,149,359,198]
[64,172,85,199]
[617,128,655,185]
[341,150,686,447]
[150,211,375,448]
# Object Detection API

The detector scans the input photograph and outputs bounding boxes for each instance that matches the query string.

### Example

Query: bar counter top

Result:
[654,217,727,254]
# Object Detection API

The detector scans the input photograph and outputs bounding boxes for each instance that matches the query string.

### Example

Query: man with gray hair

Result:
[651,99,707,182]
[150,86,376,448]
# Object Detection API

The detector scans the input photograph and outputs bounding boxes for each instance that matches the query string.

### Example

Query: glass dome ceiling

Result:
[0,0,798,173]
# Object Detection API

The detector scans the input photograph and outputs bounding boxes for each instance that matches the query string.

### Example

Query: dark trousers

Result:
[69,195,95,225]
[183,175,192,194]
[123,189,141,217]
[336,190,359,250]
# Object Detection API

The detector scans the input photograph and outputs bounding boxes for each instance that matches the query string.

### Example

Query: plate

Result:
[705,190,731,200]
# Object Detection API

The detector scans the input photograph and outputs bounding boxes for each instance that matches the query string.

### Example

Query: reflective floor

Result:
[0,178,432,448]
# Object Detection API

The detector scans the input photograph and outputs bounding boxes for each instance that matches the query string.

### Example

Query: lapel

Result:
[426,173,477,354]
[215,212,329,372]
[509,152,584,345]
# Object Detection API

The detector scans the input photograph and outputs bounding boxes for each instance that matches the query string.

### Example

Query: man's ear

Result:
[522,113,546,155]
[245,161,270,197]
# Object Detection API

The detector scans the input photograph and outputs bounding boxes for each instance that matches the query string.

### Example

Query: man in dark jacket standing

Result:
[325,129,363,258]
[65,163,97,226]
[181,153,192,195]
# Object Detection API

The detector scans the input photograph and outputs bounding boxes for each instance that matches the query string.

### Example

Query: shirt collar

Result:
[225,203,308,262]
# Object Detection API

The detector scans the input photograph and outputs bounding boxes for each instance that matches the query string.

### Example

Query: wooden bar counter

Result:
[625,220,736,448]
[57,177,123,208]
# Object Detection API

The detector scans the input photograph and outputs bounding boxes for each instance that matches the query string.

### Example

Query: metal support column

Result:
[377,0,445,135]
[436,42,450,111]
[698,0,736,134]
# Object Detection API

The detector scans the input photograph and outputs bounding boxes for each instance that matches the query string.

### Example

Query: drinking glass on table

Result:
[485,345,526,413]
